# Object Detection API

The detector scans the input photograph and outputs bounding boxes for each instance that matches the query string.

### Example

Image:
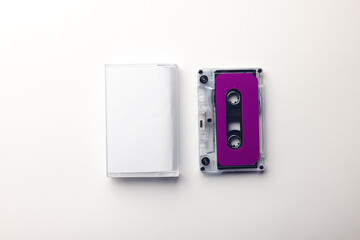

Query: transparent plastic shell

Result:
[197,68,265,173]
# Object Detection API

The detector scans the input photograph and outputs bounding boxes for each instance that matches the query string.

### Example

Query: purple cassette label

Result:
[215,73,260,166]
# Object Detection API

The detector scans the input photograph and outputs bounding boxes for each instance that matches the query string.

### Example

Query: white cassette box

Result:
[105,64,179,177]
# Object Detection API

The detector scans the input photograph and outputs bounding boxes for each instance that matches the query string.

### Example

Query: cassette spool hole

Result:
[226,91,241,105]
[228,135,241,149]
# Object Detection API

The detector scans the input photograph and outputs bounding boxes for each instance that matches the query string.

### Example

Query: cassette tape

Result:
[197,68,265,173]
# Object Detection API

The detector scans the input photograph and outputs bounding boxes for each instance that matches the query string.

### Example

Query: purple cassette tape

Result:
[198,69,265,173]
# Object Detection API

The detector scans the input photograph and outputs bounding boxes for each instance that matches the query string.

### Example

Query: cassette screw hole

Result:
[200,75,208,84]
[228,135,241,149]
[201,157,210,166]
[198,70,203,74]
[207,118,212,123]
[226,91,240,105]
[258,69,262,73]
[200,167,205,171]
[259,165,264,170]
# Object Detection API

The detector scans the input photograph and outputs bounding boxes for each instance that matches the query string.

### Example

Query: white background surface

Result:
[0,0,359,239]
